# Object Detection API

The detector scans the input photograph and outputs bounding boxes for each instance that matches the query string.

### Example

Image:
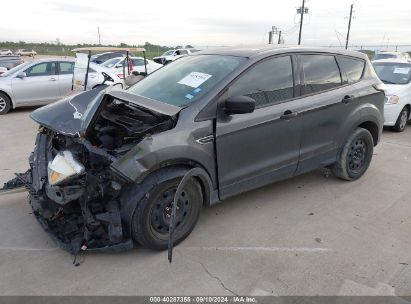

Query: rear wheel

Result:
[332,128,374,181]
[0,92,11,115]
[131,178,202,250]
[392,107,409,132]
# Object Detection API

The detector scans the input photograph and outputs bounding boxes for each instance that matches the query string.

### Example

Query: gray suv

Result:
[9,46,385,254]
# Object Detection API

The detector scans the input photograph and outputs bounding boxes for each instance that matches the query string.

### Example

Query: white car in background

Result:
[101,57,162,75]
[152,48,199,65]
[73,62,125,90]
[0,58,74,114]
[15,49,37,57]
[373,59,411,132]
[372,51,411,61]
[0,49,13,55]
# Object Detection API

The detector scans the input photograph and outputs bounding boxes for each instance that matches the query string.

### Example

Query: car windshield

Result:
[373,54,397,60]
[373,62,411,85]
[128,55,245,107]
[102,58,121,68]
[162,50,174,56]
[0,62,30,77]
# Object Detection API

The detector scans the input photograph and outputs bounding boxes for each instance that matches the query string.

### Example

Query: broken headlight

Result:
[47,151,85,185]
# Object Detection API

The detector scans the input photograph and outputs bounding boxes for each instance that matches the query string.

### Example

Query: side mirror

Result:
[224,96,256,115]
[16,72,26,78]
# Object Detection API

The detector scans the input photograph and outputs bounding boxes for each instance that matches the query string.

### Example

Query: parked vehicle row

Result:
[0,49,37,57]
[2,46,385,254]
[0,48,163,113]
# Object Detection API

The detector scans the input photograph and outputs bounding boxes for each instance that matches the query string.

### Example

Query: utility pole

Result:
[278,30,282,44]
[297,0,308,45]
[97,26,101,45]
[345,4,354,49]
[269,26,279,44]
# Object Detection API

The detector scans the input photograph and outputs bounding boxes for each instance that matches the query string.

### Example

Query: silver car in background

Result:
[0,58,74,114]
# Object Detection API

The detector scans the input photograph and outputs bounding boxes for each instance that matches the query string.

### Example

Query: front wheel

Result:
[331,128,374,181]
[0,92,11,115]
[392,107,409,132]
[131,178,203,250]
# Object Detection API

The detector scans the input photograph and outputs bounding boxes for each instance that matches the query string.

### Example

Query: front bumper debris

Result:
[17,131,134,254]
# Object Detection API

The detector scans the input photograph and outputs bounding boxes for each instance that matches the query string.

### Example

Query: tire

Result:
[331,128,374,181]
[131,177,202,250]
[392,107,409,132]
[0,92,11,115]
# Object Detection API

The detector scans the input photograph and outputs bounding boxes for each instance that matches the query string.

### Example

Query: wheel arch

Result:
[0,90,14,109]
[358,120,379,146]
[404,104,411,118]
[119,164,215,238]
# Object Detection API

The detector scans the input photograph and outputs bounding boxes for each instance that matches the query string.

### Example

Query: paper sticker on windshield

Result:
[393,67,411,74]
[178,72,212,88]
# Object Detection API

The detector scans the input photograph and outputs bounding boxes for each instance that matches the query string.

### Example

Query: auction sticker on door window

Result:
[178,72,212,88]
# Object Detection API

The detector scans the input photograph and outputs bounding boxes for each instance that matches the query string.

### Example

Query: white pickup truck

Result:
[153,48,199,65]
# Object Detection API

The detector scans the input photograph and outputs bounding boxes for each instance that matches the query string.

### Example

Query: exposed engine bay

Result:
[9,91,179,254]
[88,98,175,152]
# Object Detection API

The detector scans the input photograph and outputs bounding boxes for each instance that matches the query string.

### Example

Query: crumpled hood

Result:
[30,88,181,137]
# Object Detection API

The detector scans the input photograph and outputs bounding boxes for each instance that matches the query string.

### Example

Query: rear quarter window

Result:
[336,56,365,84]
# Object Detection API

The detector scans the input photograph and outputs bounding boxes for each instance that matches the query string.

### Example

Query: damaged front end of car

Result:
[6,89,181,254]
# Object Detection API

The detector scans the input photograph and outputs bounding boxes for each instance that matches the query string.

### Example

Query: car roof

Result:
[372,58,411,64]
[106,56,145,60]
[375,51,404,55]
[29,58,75,63]
[194,45,367,59]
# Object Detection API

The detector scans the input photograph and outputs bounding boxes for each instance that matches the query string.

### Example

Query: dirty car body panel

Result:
[5,46,384,253]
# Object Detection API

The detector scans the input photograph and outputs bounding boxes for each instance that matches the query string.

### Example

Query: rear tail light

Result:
[117,74,124,79]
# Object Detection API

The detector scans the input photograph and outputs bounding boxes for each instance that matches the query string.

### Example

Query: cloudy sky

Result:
[1,0,411,48]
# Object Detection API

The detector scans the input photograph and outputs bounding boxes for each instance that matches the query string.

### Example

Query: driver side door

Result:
[216,55,303,199]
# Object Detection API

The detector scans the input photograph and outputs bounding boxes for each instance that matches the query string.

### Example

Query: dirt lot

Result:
[1,108,411,296]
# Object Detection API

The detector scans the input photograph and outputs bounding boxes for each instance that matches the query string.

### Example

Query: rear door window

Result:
[58,62,74,75]
[300,54,342,95]
[336,56,365,84]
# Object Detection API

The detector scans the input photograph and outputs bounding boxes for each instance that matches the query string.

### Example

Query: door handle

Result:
[49,77,57,81]
[342,95,354,104]
[280,110,299,120]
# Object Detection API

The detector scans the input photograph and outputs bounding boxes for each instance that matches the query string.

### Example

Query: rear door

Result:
[216,55,303,199]
[295,54,364,174]
[11,61,60,105]
[57,61,74,97]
